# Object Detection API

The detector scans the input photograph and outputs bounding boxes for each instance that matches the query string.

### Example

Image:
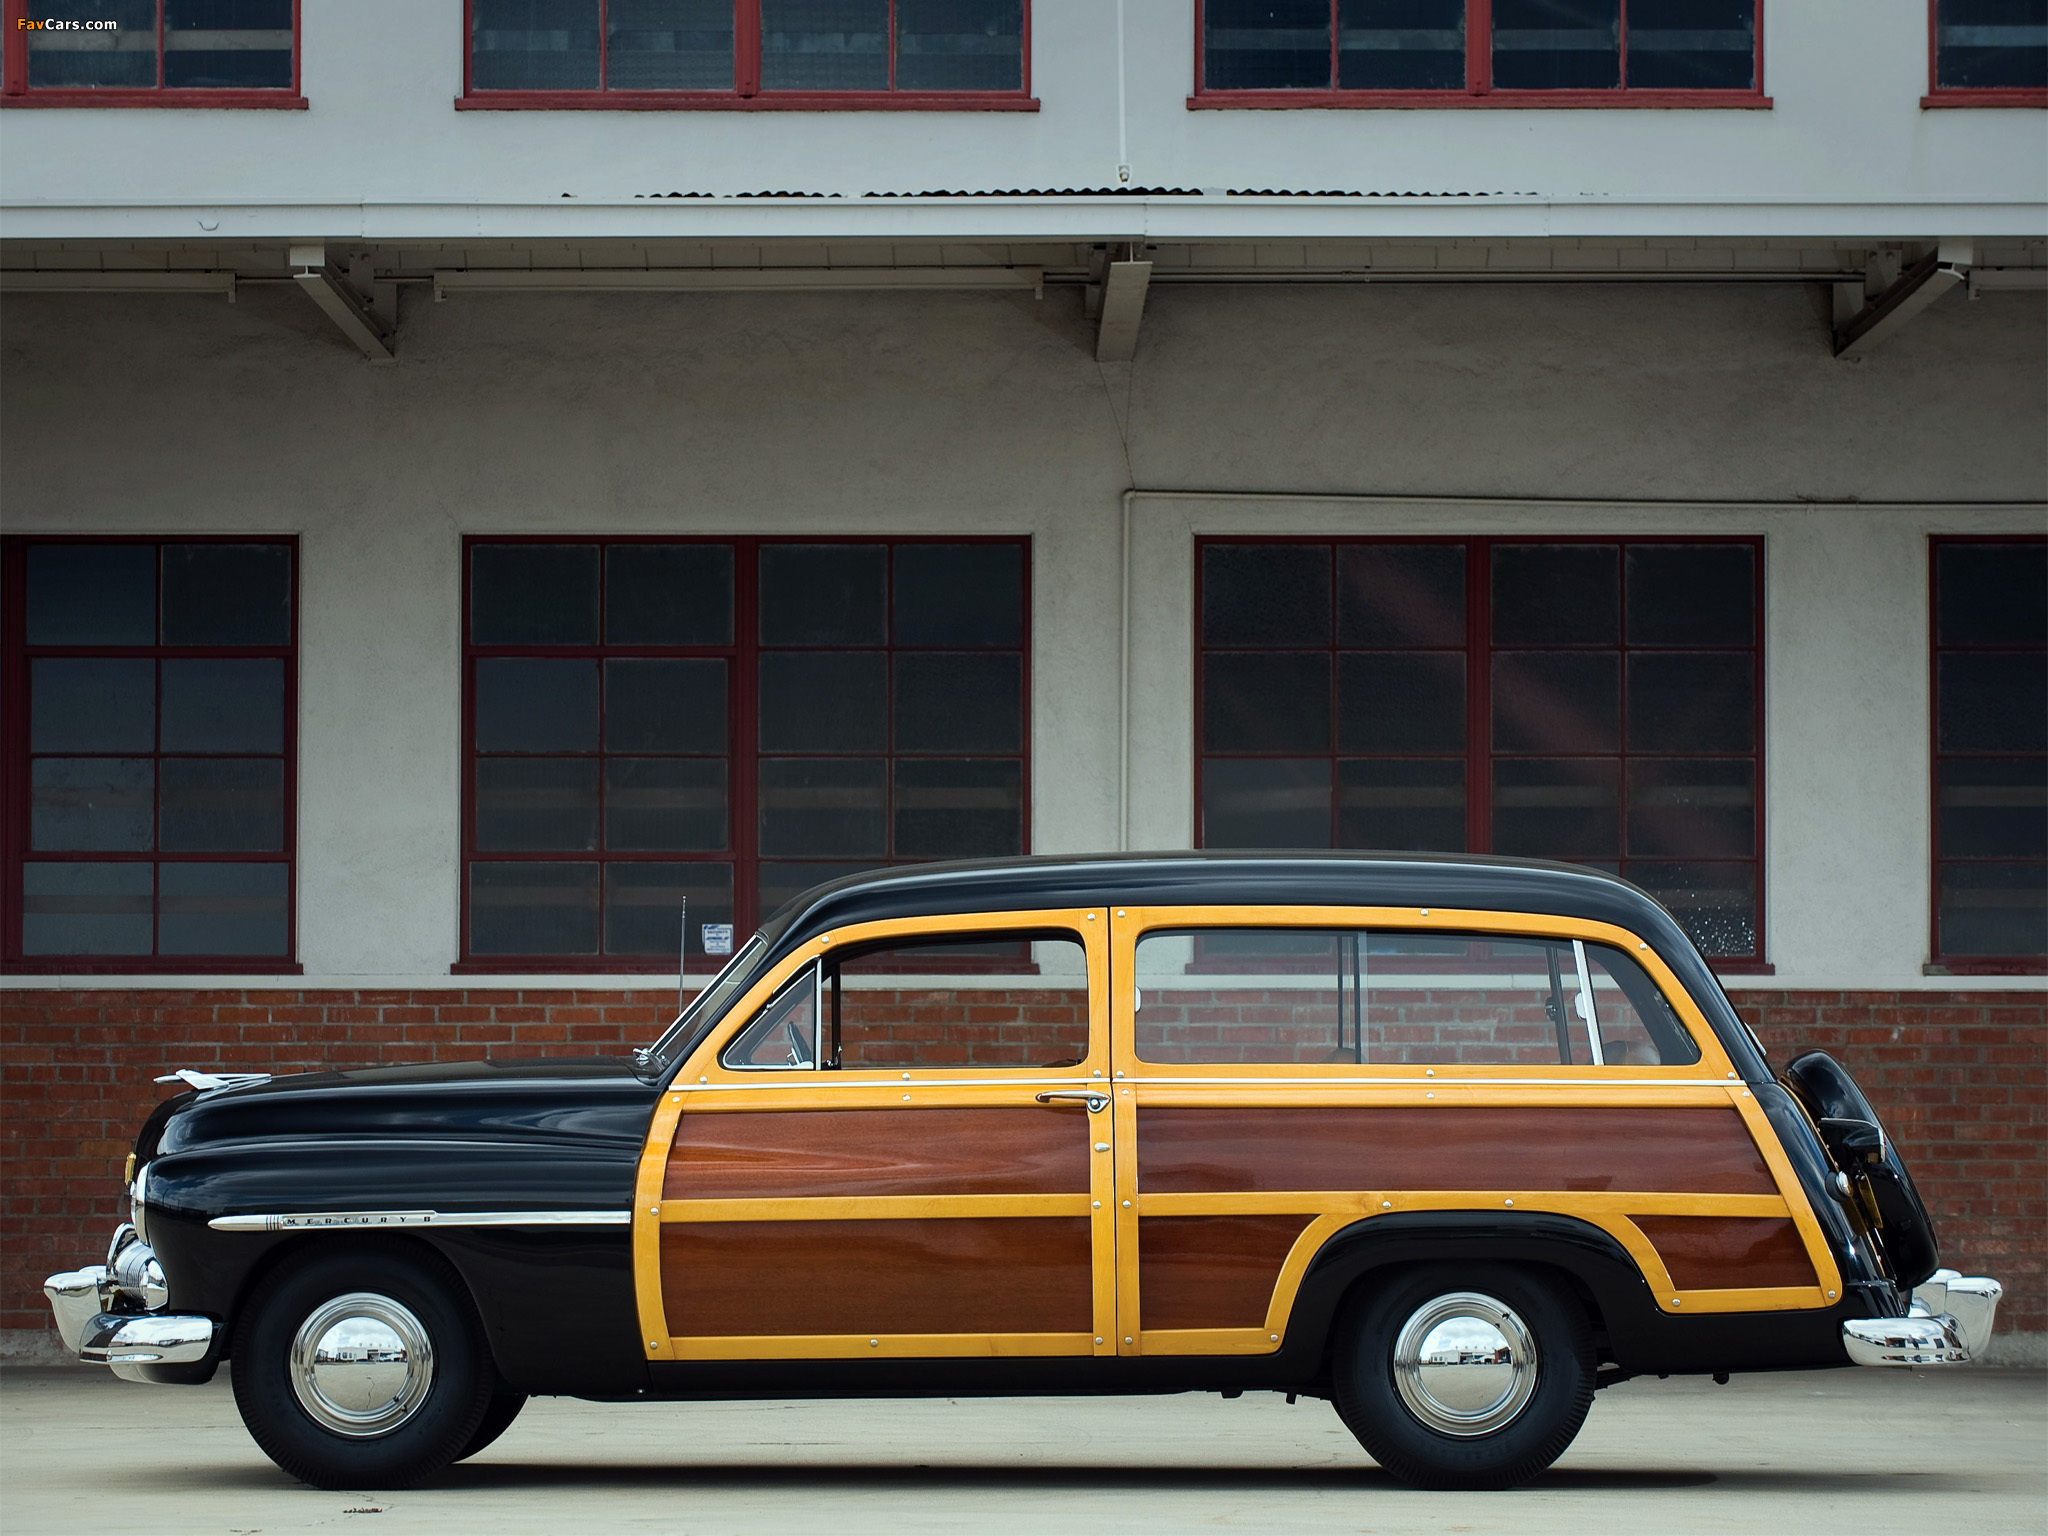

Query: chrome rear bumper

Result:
[44,1224,215,1384]
[1842,1269,2003,1366]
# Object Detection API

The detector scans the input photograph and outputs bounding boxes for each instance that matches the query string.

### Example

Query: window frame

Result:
[457,0,1037,112]
[1188,0,1770,109]
[1922,0,2048,108]
[1192,533,1770,969]
[0,534,302,975]
[457,533,1033,975]
[1,0,306,109]
[1927,533,2048,975]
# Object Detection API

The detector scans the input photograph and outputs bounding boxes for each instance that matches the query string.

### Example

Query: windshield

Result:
[648,934,769,1066]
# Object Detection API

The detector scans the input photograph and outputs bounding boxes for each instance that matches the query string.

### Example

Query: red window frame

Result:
[1,535,301,975]
[458,535,1033,974]
[1,0,305,108]
[1189,0,1769,109]
[1922,0,2048,107]
[1928,534,2048,975]
[1193,534,1769,967]
[458,0,1036,111]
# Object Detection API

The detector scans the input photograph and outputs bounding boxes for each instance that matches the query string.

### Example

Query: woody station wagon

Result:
[46,853,2002,1490]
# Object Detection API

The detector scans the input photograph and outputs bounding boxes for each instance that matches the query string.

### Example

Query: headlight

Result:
[129,1162,149,1245]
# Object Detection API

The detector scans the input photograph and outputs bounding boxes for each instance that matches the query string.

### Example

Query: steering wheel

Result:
[778,1016,813,1068]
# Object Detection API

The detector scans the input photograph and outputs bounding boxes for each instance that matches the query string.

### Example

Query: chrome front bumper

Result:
[1842,1269,2004,1367]
[44,1224,215,1384]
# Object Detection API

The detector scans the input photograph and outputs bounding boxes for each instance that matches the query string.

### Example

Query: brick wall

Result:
[2,986,2040,1346]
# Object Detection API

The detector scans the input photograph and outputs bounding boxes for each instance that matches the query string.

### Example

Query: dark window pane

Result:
[759,543,886,645]
[161,658,285,753]
[31,658,154,752]
[606,0,733,89]
[471,544,599,645]
[21,861,152,955]
[759,860,887,920]
[605,658,727,754]
[469,861,600,955]
[759,757,887,856]
[1624,861,1756,958]
[1204,653,1331,752]
[1205,0,1333,87]
[159,861,289,956]
[1337,759,1466,851]
[160,758,285,852]
[1338,0,1466,88]
[1202,544,1332,646]
[894,653,1022,752]
[475,659,599,753]
[26,544,156,644]
[1624,0,1753,89]
[606,861,736,958]
[1626,758,1753,857]
[760,0,888,90]
[758,652,886,752]
[1492,0,1619,88]
[1626,652,1754,754]
[1938,755,2047,859]
[1492,652,1621,753]
[896,0,1023,90]
[1937,0,2048,89]
[26,0,156,87]
[160,544,290,646]
[1493,757,1621,857]
[1492,544,1618,645]
[606,544,734,644]
[475,757,599,851]
[893,758,1023,857]
[1626,544,1755,646]
[31,759,154,851]
[1937,542,2048,646]
[893,543,1024,646]
[606,758,728,851]
[472,0,601,89]
[1337,543,1465,646]
[1938,860,2048,957]
[1338,651,1465,753]
[1939,653,2048,753]
[1203,758,1332,848]
[164,0,293,89]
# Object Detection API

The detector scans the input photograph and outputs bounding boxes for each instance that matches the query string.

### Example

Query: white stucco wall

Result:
[1,278,2041,990]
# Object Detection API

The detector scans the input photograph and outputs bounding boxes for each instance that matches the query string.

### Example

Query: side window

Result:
[1133,928,1698,1067]
[722,928,1090,1072]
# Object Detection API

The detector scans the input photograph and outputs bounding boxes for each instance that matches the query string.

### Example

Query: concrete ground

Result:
[2,1367,2042,1535]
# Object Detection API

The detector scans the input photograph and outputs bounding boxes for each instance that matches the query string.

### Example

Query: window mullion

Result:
[1467,537,1491,852]
[737,0,761,95]
[1468,0,1492,93]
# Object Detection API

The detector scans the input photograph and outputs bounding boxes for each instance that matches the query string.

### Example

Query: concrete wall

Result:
[1,279,2043,988]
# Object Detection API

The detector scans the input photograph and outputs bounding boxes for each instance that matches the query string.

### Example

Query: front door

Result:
[636,908,1116,1362]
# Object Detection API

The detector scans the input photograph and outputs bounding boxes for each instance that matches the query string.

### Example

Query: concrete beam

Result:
[1835,240,1972,358]
[289,243,394,363]
[1095,257,1152,363]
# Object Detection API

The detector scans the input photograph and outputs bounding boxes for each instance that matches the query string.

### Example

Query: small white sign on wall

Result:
[701,923,734,956]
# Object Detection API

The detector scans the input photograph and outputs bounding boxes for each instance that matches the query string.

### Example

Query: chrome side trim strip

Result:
[672,1075,1733,1094]
[207,1209,630,1232]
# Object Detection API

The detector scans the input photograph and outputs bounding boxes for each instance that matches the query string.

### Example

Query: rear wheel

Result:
[230,1245,494,1488]
[1332,1264,1594,1490]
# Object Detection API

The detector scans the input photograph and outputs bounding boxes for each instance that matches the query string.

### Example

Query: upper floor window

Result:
[462,0,1033,108]
[2,0,303,106]
[1194,0,1764,105]
[1926,0,2048,103]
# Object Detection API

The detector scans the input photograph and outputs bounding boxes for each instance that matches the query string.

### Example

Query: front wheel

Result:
[1331,1264,1595,1490]
[230,1245,495,1488]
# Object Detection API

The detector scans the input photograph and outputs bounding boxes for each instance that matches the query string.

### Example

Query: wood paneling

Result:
[665,1106,1090,1200]
[1139,1215,1313,1330]
[661,1218,1093,1336]
[1136,1106,1776,1195]
[1633,1216,1818,1290]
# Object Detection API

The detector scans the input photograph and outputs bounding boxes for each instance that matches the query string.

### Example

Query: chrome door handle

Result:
[1035,1090,1109,1113]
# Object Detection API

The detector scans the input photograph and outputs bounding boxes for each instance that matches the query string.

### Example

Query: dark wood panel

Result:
[1139,1215,1313,1331]
[661,1218,1093,1336]
[1136,1106,1776,1195]
[665,1106,1091,1200]
[1633,1216,1818,1290]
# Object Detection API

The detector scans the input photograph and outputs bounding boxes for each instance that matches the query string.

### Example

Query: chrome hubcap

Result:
[1391,1291,1538,1438]
[289,1292,434,1438]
